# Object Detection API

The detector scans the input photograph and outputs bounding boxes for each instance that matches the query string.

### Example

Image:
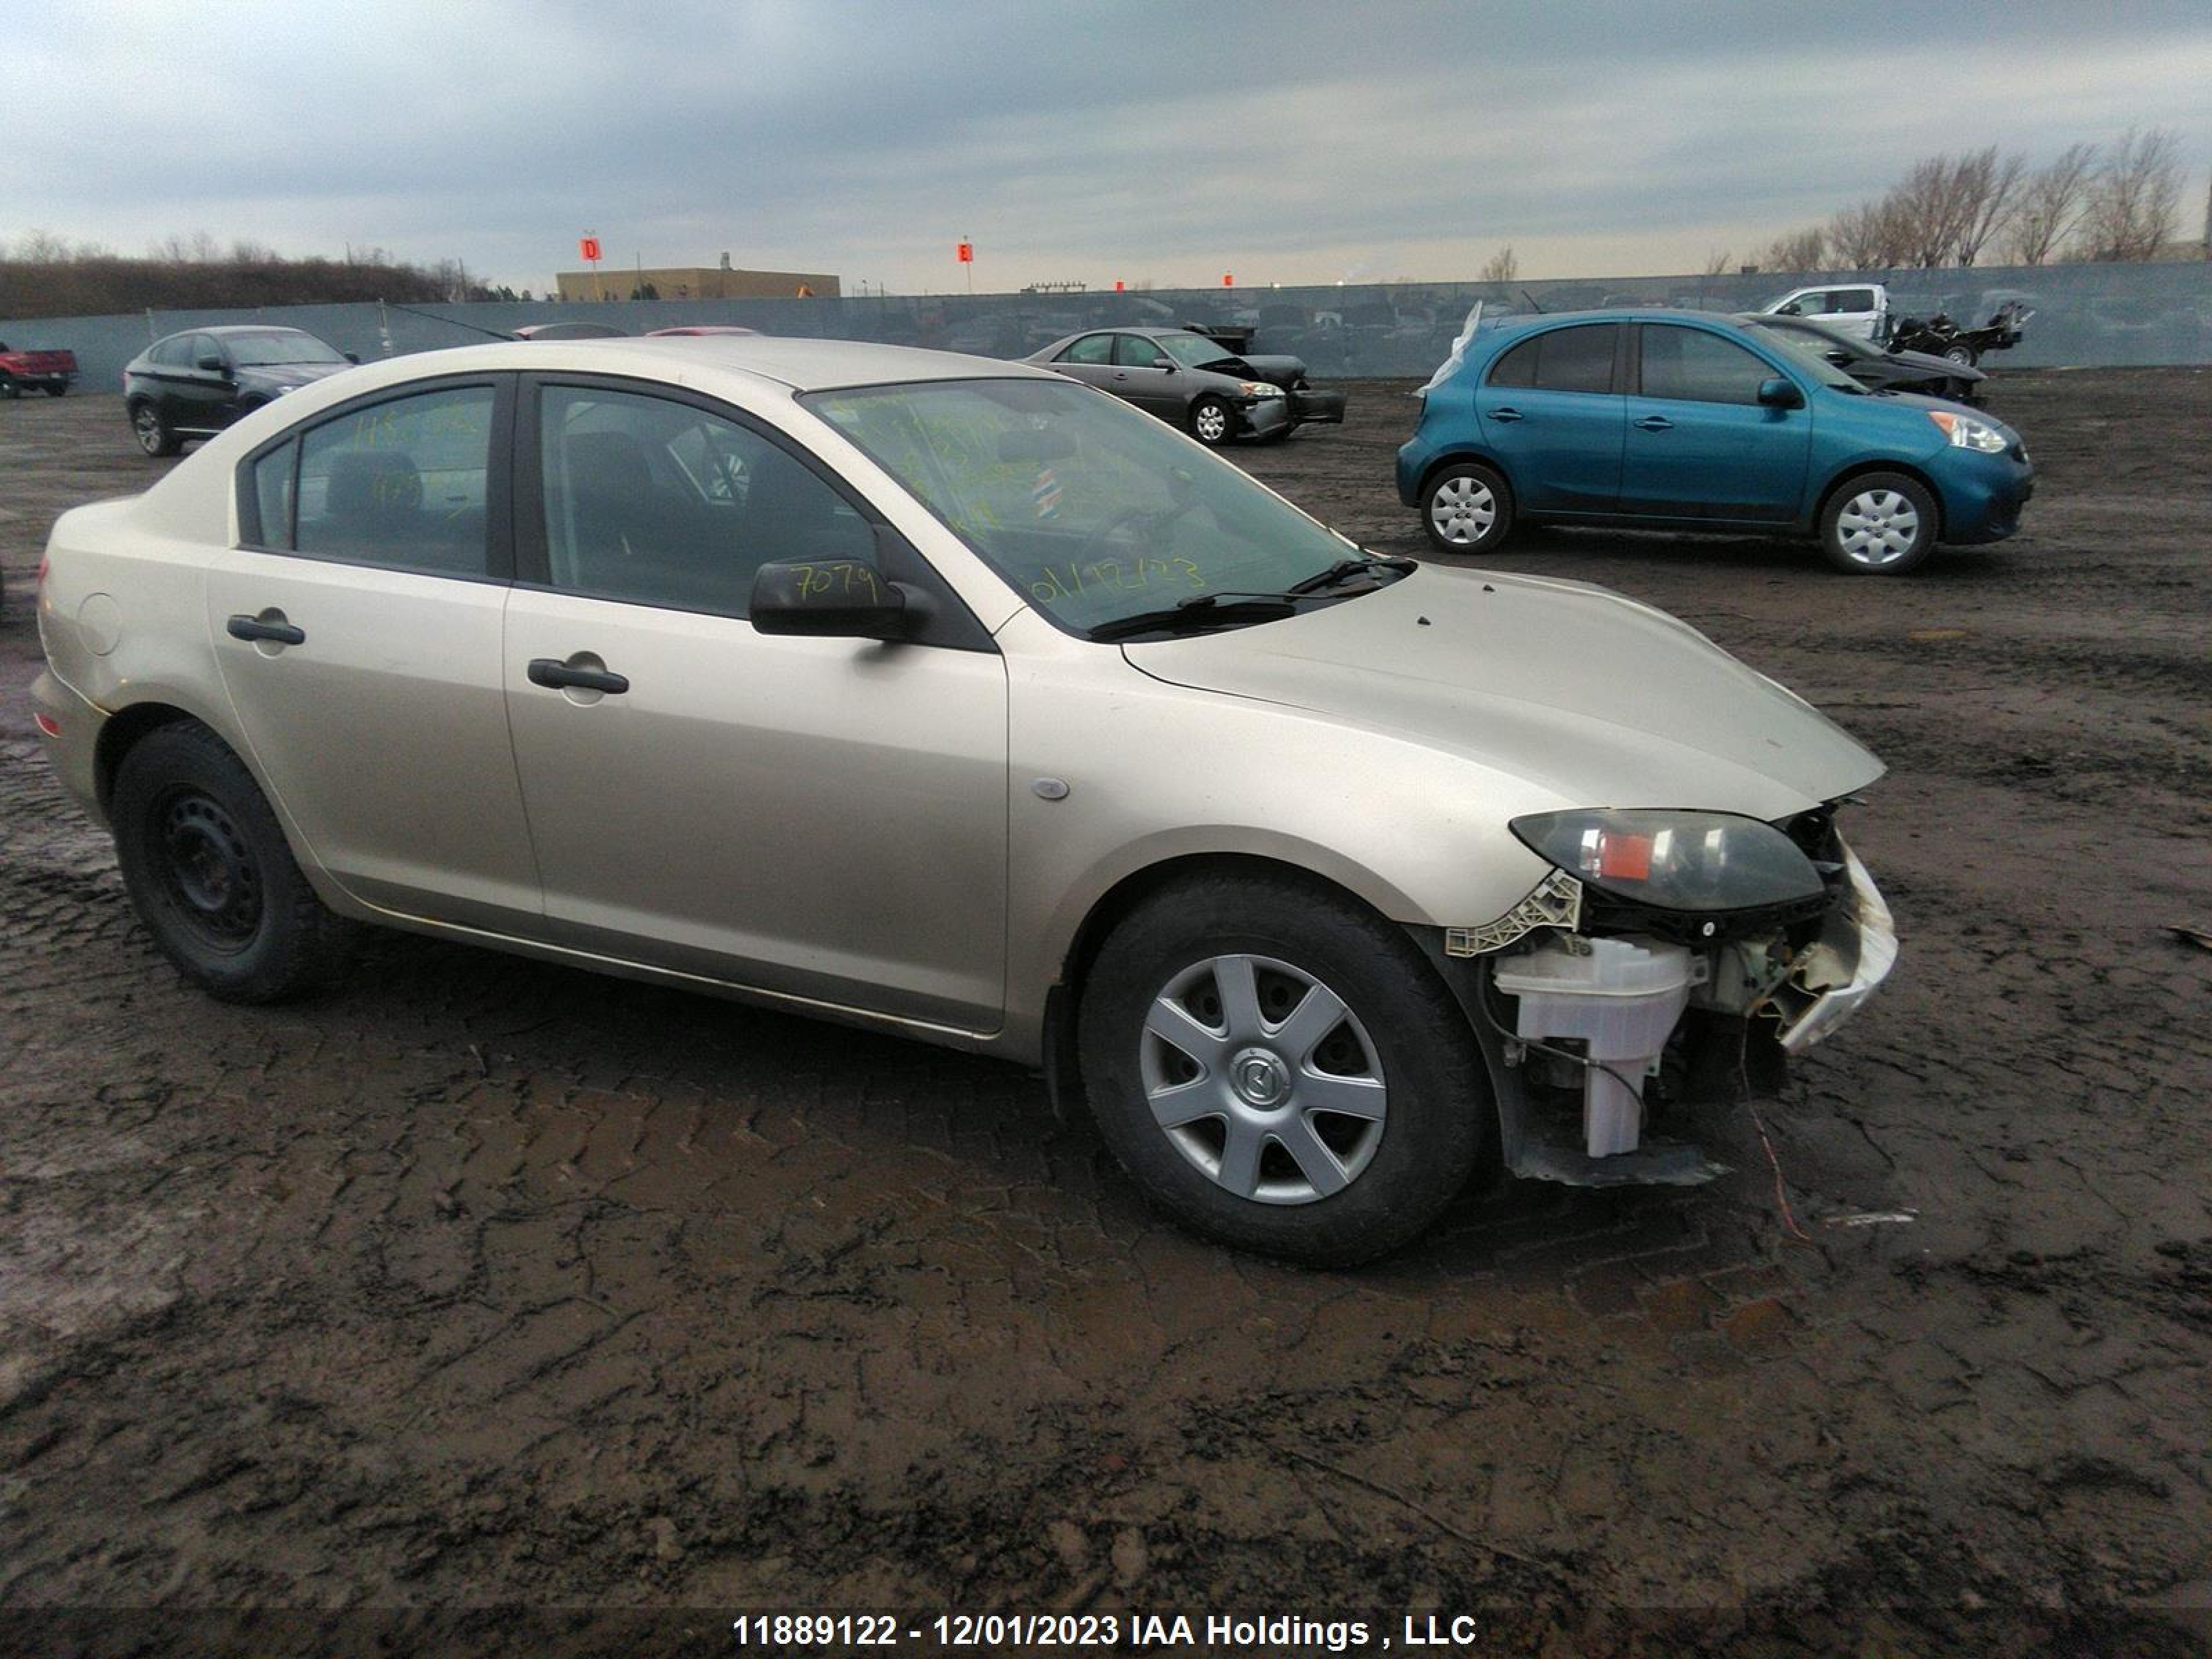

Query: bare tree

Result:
[1761,226,1828,274]
[2002,142,2097,265]
[1827,198,1901,269]
[2078,126,2185,261]
[1950,146,2026,266]
[1702,247,1733,276]
[1478,245,1518,284]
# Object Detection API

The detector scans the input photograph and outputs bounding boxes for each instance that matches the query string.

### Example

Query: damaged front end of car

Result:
[1430,802,1897,1187]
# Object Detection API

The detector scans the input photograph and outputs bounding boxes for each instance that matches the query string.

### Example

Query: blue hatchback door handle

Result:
[1490,407,1524,422]
[1635,415,1674,431]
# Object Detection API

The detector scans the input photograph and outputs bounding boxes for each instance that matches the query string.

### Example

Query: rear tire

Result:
[1422,460,1514,554]
[1941,343,1978,368]
[1077,872,1488,1264]
[44,383,67,397]
[1821,471,1937,575]
[131,400,180,457]
[111,721,355,1002]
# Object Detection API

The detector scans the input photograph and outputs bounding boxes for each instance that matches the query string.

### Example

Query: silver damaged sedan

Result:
[32,338,1897,1262]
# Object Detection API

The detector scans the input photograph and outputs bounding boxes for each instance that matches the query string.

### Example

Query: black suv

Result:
[124,325,357,456]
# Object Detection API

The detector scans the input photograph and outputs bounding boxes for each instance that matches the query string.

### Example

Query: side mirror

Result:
[1822,349,1852,366]
[1775,301,1802,316]
[749,559,910,640]
[343,352,359,364]
[1757,376,1805,409]
[196,353,226,373]
[1152,356,1175,371]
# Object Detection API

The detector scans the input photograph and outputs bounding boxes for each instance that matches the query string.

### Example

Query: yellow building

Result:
[553,263,841,301]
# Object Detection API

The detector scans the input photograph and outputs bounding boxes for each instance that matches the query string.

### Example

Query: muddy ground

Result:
[1,373,2207,1656]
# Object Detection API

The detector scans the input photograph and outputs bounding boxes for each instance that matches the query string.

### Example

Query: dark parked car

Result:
[646,324,762,337]
[1025,328,1345,447]
[124,326,355,456]
[1738,313,1983,402]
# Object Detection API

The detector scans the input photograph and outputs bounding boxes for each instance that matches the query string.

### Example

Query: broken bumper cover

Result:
[1770,845,1899,1056]
[1287,387,1347,427]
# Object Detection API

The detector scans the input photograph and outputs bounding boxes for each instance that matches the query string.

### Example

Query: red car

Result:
[0,340,77,397]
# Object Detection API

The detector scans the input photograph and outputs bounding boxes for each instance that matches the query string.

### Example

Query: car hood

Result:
[237,361,352,390]
[1121,564,1884,821]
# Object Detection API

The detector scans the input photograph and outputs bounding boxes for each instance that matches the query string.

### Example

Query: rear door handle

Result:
[527,658,629,695]
[227,614,306,646]
[1488,406,1524,422]
[1635,415,1675,431]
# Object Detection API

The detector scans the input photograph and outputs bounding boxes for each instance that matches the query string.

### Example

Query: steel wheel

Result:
[1834,487,1923,568]
[152,787,264,951]
[1139,953,1387,1206]
[1429,474,1497,547]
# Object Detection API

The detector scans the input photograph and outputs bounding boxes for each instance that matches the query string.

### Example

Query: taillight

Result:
[35,713,61,738]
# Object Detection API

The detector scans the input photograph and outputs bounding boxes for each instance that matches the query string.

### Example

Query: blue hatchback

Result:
[1396,310,2034,574]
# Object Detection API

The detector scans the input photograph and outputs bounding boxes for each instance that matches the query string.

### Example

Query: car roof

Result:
[267,336,1061,397]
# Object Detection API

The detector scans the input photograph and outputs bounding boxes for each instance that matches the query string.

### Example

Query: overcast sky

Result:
[5,0,2207,294]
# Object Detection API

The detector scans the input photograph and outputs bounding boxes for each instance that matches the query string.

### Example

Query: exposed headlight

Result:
[1237,380,1286,399]
[1927,409,2006,452]
[1509,808,1825,913]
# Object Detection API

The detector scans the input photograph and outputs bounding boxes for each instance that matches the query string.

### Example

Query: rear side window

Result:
[1487,324,1618,394]
[1058,334,1114,366]
[292,386,495,575]
[1833,289,1877,312]
[1638,326,1772,405]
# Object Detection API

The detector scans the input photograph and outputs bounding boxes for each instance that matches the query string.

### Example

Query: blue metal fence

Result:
[6,260,2206,393]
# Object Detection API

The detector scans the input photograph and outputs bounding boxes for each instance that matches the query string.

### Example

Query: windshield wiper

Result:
[1288,554,1417,595]
[1087,592,1299,643]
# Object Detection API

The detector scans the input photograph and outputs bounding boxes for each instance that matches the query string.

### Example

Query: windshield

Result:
[805,377,1366,635]
[1741,321,1866,389]
[1154,332,1237,369]
[227,331,346,366]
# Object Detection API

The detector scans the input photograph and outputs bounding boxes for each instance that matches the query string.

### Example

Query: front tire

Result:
[1188,395,1234,447]
[1821,471,1937,575]
[1941,343,1978,368]
[131,400,180,457]
[1423,460,1514,554]
[1077,874,1489,1264]
[111,721,354,1002]
[44,382,67,397]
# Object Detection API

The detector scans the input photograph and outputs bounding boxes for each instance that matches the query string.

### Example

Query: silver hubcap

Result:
[134,409,160,450]
[1429,475,1496,545]
[1836,489,1922,566]
[1194,404,1227,442]
[1140,953,1387,1206]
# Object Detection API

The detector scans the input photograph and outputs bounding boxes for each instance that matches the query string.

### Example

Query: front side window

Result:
[538,385,874,617]
[805,377,1361,636]
[1114,334,1167,368]
[250,439,298,548]
[1058,334,1114,366]
[293,385,494,574]
[1638,326,1773,405]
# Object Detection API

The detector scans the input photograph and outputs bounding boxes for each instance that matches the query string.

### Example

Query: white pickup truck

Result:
[1759,282,1888,342]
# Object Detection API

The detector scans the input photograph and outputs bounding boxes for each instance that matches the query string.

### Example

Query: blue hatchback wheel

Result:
[1821,472,1936,574]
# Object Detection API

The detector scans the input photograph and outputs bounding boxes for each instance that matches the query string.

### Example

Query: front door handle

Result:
[527,657,629,695]
[1489,406,1524,422]
[227,614,306,646]
[1635,415,1675,431]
